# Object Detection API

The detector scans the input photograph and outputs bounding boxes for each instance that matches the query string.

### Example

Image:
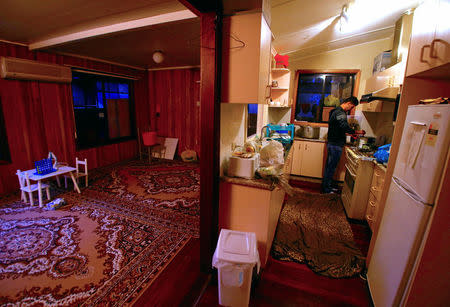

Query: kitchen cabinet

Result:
[365,163,386,230]
[221,12,272,104]
[269,68,291,107]
[291,140,324,178]
[360,100,396,113]
[219,181,285,268]
[406,0,450,77]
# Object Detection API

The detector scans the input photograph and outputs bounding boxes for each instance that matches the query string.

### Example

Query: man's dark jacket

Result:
[327,106,355,146]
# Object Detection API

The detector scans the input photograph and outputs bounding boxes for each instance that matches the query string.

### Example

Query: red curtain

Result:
[0,41,148,194]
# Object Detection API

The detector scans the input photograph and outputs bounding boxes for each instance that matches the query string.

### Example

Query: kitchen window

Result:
[293,70,360,123]
[247,104,258,137]
[71,71,135,149]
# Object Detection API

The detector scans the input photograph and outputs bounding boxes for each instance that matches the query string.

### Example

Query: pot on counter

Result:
[301,126,320,139]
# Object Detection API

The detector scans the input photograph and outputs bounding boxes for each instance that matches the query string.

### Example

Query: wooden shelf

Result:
[271,87,289,90]
[271,68,290,72]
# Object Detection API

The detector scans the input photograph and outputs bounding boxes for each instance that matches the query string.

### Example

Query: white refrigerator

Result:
[367,104,450,307]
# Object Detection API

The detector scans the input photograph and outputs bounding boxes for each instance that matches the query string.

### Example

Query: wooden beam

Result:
[199,11,222,272]
[178,0,220,14]
[29,10,196,50]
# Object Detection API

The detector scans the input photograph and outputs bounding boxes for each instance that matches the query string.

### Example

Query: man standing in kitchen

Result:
[322,96,364,194]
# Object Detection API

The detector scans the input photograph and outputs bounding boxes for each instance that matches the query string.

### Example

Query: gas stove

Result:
[347,147,376,161]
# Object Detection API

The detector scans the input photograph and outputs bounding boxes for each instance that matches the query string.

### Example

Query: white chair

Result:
[16,169,51,206]
[64,157,88,189]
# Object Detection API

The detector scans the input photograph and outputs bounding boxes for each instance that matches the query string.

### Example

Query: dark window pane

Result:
[97,92,104,108]
[71,71,134,149]
[106,92,120,99]
[119,83,129,93]
[248,104,258,114]
[105,82,119,93]
[299,75,324,93]
[0,98,11,162]
[295,72,356,123]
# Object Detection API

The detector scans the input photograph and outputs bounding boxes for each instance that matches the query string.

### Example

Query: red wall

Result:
[148,69,201,157]
[0,41,149,194]
[0,42,202,195]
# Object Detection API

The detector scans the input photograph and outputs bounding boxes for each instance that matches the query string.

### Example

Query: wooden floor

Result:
[133,238,205,307]
[137,222,372,307]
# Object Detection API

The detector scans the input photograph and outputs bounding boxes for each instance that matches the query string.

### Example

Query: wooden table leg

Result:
[56,175,61,187]
[38,180,43,208]
[70,172,81,193]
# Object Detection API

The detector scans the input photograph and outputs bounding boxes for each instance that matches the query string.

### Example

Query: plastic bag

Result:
[259,140,284,167]
[45,198,66,210]
[374,144,391,163]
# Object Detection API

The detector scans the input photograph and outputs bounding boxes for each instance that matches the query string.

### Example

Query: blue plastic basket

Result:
[34,158,57,175]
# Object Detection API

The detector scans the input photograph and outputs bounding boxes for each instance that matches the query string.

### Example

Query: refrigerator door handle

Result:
[393,177,433,207]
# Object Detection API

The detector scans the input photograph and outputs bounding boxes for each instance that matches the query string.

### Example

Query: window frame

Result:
[71,70,136,150]
[291,69,360,126]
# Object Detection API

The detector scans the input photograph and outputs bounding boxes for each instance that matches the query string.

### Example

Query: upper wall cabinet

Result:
[221,12,272,104]
[406,0,450,77]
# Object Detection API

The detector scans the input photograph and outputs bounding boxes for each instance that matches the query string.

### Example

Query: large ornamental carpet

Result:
[0,159,200,306]
[271,189,365,278]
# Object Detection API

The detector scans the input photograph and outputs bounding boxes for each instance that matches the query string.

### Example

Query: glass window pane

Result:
[105,82,119,93]
[106,92,120,99]
[299,75,324,93]
[248,104,258,114]
[71,70,134,150]
[97,92,104,108]
[295,72,355,123]
[119,83,129,93]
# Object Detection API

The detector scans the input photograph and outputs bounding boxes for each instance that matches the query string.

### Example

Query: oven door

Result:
[344,164,356,194]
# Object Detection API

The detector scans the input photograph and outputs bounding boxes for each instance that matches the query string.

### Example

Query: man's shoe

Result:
[322,190,336,194]
[331,187,341,194]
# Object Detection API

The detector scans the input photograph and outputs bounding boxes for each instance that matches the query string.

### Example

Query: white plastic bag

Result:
[259,140,284,167]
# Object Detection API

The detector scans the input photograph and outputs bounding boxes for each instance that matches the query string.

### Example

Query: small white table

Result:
[26,166,81,207]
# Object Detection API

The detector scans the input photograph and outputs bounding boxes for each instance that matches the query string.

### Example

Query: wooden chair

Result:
[16,169,50,206]
[64,158,88,189]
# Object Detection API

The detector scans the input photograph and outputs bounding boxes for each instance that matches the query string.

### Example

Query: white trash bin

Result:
[212,229,260,307]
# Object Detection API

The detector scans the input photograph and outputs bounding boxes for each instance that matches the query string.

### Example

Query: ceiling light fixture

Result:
[339,4,349,32]
[152,50,164,64]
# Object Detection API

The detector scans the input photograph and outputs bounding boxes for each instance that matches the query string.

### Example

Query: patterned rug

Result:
[0,159,200,306]
[271,189,365,278]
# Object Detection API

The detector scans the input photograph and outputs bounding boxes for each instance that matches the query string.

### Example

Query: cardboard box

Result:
[373,51,392,74]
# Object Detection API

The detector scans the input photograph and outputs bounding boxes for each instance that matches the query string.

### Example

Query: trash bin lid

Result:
[215,229,258,264]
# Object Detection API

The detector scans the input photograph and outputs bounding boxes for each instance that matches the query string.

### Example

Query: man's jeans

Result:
[322,144,343,193]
